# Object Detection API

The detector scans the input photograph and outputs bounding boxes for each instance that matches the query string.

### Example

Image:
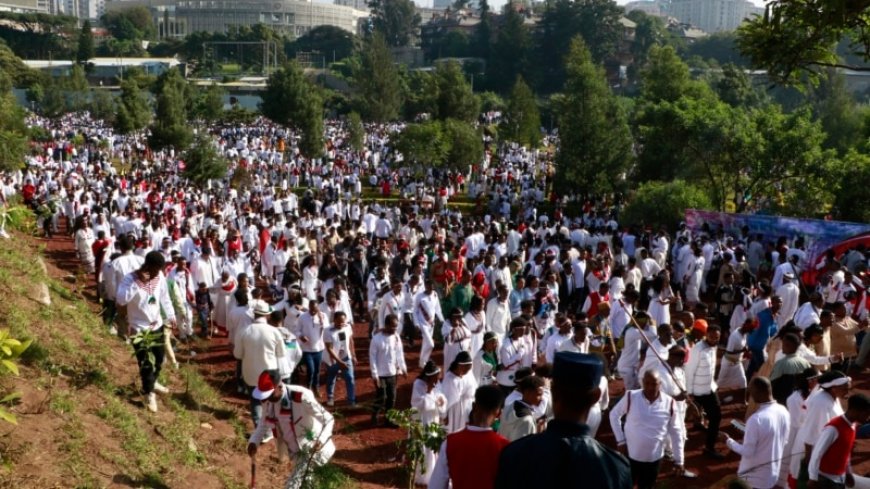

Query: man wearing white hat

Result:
[247,370,335,489]
[235,299,287,428]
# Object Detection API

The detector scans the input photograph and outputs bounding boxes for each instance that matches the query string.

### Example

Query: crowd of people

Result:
[4,110,870,489]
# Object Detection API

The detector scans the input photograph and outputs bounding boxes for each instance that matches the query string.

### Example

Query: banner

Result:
[684,209,870,282]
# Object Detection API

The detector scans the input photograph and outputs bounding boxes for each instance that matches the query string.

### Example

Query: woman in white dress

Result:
[781,367,818,487]
[441,351,478,434]
[682,248,705,307]
[301,255,319,302]
[410,361,447,486]
[441,307,471,374]
[646,273,674,327]
[464,295,487,355]
[73,214,96,274]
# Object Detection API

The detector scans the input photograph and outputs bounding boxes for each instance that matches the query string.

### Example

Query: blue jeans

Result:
[302,351,323,392]
[246,382,262,428]
[325,361,356,403]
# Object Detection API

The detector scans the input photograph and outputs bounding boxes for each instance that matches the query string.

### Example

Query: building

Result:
[333,0,366,11]
[24,57,183,79]
[0,0,48,13]
[667,0,762,33]
[623,0,665,17]
[57,0,104,19]
[105,0,369,39]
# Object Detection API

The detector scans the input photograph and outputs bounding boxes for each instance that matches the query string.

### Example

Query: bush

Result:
[621,180,712,232]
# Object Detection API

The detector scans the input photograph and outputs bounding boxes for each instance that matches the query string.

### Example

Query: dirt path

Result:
[37,229,870,489]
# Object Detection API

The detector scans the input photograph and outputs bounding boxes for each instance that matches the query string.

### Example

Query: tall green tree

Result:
[194,84,226,123]
[812,72,866,155]
[0,70,28,172]
[531,0,623,94]
[76,20,94,65]
[102,6,155,42]
[554,37,633,194]
[115,77,151,134]
[260,62,324,158]
[639,45,709,103]
[286,25,356,62]
[714,63,766,108]
[353,32,402,122]
[394,121,449,169]
[501,76,540,147]
[149,69,193,151]
[347,112,365,152]
[443,119,483,171]
[487,4,530,93]
[89,89,116,123]
[368,0,421,48]
[433,60,479,122]
[183,135,227,185]
[472,0,493,59]
[737,0,870,85]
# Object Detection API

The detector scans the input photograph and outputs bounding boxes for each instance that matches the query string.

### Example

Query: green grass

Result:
[49,389,75,415]
[59,413,98,487]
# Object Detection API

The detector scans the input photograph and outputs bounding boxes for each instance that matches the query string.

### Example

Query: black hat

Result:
[421,360,441,377]
[552,352,603,390]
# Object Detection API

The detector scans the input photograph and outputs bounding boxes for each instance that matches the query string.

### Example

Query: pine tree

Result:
[554,37,633,194]
[0,70,28,172]
[76,21,95,65]
[433,61,479,122]
[183,135,227,185]
[149,69,193,151]
[260,62,324,158]
[353,32,402,122]
[501,76,540,147]
[347,112,365,152]
[114,78,151,135]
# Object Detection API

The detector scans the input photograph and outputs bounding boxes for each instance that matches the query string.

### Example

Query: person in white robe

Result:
[717,320,753,392]
[410,361,447,486]
[441,308,472,374]
[441,351,478,434]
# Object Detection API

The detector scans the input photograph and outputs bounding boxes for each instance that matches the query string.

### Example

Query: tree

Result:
[0,70,28,172]
[626,11,666,69]
[501,76,540,147]
[260,61,324,157]
[115,77,151,134]
[714,63,766,107]
[352,32,402,122]
[89,89,116,123]
[443,119,483,171]
[102,7,155,42]
[149,69,193,151]
[394,121,449,170]
[472,0,493,59]
[832,151,870,222]
[737,0,870,85]
[531,0,623,94]
[76,20,94,65]
[639,45,709,103]
[487,4,530,93]
[554,37,633,194]
[65,64,89,112]
[622,180,712,231]
[401,69,439,119]
[368,0,421,48]
[286,25,356,62]
[194,84,226,123]
[183,135,227,185]
[433,61,479,122]
[684,32,746,67]
[812,72,867,155]
[347,112,365,152]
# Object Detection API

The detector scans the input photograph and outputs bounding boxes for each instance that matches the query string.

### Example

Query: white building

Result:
[0,0,48,13]
[334,0,367,10]
[105,0,369,39]
[623,0,665,17]
[667,0,762,33]
[58,0,103,19]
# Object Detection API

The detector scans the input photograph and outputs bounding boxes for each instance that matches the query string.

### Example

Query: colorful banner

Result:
[684,209,870,278]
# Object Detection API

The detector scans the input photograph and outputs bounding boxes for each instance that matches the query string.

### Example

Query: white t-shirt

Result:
[324,325,353,366]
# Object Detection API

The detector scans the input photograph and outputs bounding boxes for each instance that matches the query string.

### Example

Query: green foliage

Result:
[347,112,365,152]
[487,5,530,93]
[394,121,449,169]
[714,63,766,108]
[832,151,870,222]
[0,71,28,173]
[737,0,869,85]
[432,61,479,122]
[193,84,226,123]
[368,0,421,48]
[0,13,77,62]
[626,11,666,70]
[0,204,36,233]
[531,0,624,94]
[102,6,155,42]
[287,25,356,62]
[0,329,32,425]
[183,135,228,185]
[353,32,403,122]
[90,89,116,123]
[811,72,867,155]
[478,91,505,113]
[115,78,151,134]
[554,37,633,195]
[622,180,712,231]
[444,119,483,171]
[149,69,194,151]
[76,20,94,65]
[386,408,447,489]
[639,45,711,104]
[260,62,324,157]
[501,76,540,147]
[683,32,746,67]
[401,69,438,119]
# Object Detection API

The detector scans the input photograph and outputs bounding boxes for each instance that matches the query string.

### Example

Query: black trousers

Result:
[134,327,166,395]
[694,392,721,451]
[817,475,846,489]
[629,458,661,489]
[373,375,397,417]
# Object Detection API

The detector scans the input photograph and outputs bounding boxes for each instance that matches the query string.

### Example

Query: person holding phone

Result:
[324,311,356,407]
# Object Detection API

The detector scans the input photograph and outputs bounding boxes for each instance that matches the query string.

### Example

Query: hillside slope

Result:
[0,233,288,489]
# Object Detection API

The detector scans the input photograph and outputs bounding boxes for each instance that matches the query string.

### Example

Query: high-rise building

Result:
[334,0,367,10]
[0,0,48,13]
[667,0,762,33]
